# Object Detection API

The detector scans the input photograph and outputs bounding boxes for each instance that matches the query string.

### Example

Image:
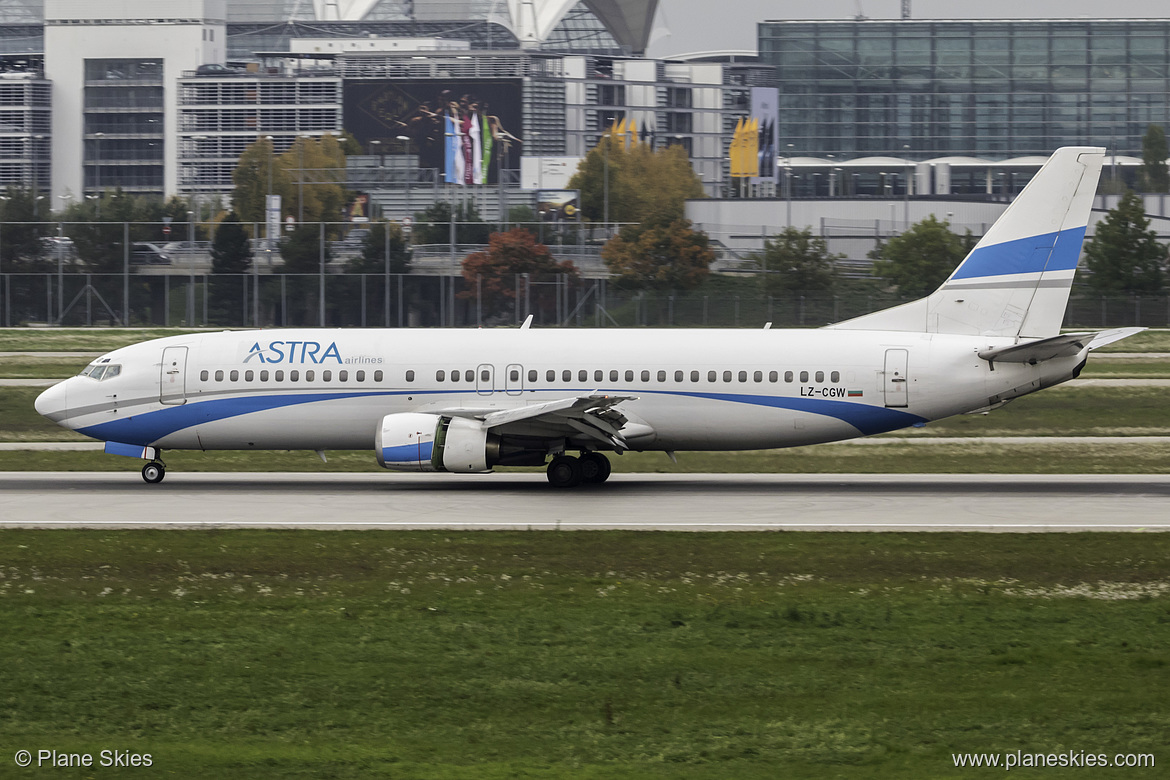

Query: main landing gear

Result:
[546,452,612,488]
[141,459,166,484]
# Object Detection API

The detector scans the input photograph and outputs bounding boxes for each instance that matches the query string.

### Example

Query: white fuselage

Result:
[38,327,1083,453]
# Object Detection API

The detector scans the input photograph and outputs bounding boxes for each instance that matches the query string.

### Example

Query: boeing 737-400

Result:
[34,147,1140,486]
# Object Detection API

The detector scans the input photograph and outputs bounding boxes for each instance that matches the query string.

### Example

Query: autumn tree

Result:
[755,227,841,295]
[870,215,976,298]
[601,219,714,291]
[460,228,578,322]
[232,137,291,227]
[1083,190,1166,293]
[568,140,704,226]
[279,134,348,230]
[1141,124,1170,193]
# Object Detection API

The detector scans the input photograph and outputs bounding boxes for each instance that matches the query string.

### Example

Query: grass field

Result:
[1,530,1165,778]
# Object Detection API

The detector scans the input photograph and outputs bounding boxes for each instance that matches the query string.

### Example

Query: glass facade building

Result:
[758,19,1170,159]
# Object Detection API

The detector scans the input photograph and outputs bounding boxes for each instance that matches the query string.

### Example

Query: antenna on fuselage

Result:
[520,314,534,330]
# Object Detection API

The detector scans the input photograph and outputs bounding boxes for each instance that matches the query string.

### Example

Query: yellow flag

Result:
[615,117,628,147]
[730,117,745,177]
[747,118,760,178]
[629,119,639,146]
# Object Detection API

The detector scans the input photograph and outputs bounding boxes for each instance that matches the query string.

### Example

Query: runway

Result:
[1,473,1168,531]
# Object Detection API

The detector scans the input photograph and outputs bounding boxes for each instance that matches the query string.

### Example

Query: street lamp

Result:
[265,134,275,264]
[902,143,911,230]
[93,131,104,219]
[396,135,411,215]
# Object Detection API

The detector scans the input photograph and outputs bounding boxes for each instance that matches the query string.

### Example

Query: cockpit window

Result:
[81,364,120,381]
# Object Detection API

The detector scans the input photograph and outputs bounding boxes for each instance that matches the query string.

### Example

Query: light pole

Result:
[902,143,911,231]
[601,131,611,234]
[93,131,104,219]
[396,134,410,213]
[186,210,195,325]
[784,143,794,227]
[265,134,275,266]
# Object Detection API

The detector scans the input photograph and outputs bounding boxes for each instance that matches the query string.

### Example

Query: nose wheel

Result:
[141,461,166,484]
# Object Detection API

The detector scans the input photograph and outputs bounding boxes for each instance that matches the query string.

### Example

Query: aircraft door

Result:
[883,349,909,408]
[504,364,524,396]
[160,346,188,406]
[476,363,495,396]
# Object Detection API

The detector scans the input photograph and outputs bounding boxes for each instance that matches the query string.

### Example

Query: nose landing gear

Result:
[141,459,166,484]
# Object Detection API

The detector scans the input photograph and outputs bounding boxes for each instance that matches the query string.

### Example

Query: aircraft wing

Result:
[437,395,649,451]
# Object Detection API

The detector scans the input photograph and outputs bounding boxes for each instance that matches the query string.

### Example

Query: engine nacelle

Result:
[375,413,495,473]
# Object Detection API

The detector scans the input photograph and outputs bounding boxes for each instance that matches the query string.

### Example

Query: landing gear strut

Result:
[141,460,166,484]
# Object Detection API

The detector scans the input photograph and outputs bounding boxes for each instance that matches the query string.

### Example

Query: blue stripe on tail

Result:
[951,226,1086,281]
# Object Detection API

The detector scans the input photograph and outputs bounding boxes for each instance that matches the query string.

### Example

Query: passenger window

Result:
[215,369,224,381]
[436,370,446,381]
[625,370,634,382]
[814,371,823,382]
[528,369,537,382]
[723,370,732,382]
[640,370,650,382]
[357,370,366,382]
[547,369,555,382]
[562,369,571,382]
[785,370,793,383]
[510,369,519,382]
[404,370,413,382]
[610,370,618,382]
[450,369,460,383]
[594,370,603,382]
[260,370,269,381]
[245,370,254,382]
[323,370,332,382]
[275,370,284,382]
[290,370,299,382]
[230,370,239,382]
[579,369,588,382]
[339,370,349,381]
[675,370,684,382]
[830,370,840,383]
[800,371,809,382]
[374,370,383,382]
[769,370,778,382]
[465,370,474,382]
[691,370,699,382]
[658,370,667,382]
[306,370,315,382]
[200,370,209,382]
[753,371,763,382]
[738,371,748,382]
[708,370,716,382]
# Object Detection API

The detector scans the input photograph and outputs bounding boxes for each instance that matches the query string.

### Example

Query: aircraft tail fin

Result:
[830,146,1105,338]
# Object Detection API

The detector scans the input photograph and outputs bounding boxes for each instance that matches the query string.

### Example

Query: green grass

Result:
[0,327,212,352]
[1079,358,1170,378]
[1089,328,1170,353]
[1,530,1167,778]
[0,356,92,378]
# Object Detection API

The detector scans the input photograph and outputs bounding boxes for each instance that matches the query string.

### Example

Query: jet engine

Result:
[376,413,549,473]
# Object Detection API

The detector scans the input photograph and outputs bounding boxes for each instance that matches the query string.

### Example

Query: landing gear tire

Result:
[579,452,612,484]
[546,455,583,488]
[142,462,166,484]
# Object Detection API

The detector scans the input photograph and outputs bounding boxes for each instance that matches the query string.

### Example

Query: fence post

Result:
[123,222,129,326]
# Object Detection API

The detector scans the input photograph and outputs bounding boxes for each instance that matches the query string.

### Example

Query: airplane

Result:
[35,146,1141,487]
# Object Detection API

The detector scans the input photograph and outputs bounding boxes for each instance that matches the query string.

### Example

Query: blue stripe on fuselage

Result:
[77,388,927,446]
[950,226,1086,281]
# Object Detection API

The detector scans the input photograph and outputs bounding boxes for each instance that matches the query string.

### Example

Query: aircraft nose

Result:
[35,380,69,423]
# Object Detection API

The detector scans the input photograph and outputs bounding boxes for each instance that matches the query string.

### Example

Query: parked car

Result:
[194,63,242,77]
[40,236,77,258]
[130,242,171,265]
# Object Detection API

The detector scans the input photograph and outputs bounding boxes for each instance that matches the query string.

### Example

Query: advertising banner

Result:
[750,86,779,183]
[344,80,524,185]
[535,189,580,222]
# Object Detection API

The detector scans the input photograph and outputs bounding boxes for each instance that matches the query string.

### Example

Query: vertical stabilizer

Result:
[830,147,1105,337]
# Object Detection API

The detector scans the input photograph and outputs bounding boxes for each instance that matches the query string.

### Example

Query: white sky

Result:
[646,0,1170,58]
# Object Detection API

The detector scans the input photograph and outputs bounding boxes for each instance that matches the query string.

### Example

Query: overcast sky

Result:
[646,0,1170,58]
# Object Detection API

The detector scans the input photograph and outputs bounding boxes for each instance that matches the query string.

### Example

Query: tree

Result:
[232,137,293,227]
[346,221,411,275]
[278,134,348,230]
[1141,124,1169,193]
[567,139,704,227]
[207,212,252,324]
[460,228,578,322]
[755,227,841,295]
[1083,190,1166,293]
[870,215,975,298]
[601,219,714,291]
[279,223,330,274]
[412,201,491,245]
[0,187,47,271]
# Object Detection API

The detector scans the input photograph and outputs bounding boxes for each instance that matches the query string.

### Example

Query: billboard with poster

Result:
[344,80,524,186]
[535,189,580,222]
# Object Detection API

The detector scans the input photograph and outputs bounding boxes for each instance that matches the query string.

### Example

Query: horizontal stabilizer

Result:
[978,326,1146,364]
